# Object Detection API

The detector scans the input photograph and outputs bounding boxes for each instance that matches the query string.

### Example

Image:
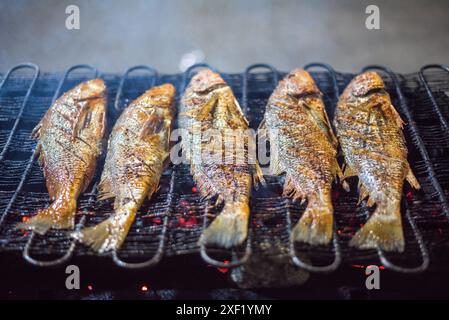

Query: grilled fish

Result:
[334,71,420,252]
[260,69,341,245]
[180,69,263,248]
[72,84,175,253]
[18,79,107,234]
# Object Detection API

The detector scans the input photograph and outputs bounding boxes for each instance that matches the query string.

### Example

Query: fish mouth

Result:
[288,92,322,100]
[348,71,386,97]
[362,87,388,97]
[194,82,228,95]
[190,69,227,93]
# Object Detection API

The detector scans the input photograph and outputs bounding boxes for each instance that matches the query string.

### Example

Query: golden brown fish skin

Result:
[73,84,175,253]
[262,69,340,245]
[334,71,420,252]
[17,79,107,234]
[180,69,262,248]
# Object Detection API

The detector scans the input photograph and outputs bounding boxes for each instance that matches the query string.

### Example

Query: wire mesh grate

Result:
[0,63,449,273]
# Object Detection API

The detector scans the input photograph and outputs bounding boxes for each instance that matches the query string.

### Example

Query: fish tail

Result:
[350,201,404,252]
[199,201,249,249]
[72,210,136,253]
[292,191,333,245]
[17,196,76,235]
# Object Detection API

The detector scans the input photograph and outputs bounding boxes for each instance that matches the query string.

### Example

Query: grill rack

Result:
[0,63,449,273]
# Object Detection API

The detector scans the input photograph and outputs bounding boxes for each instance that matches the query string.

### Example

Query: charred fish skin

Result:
[334,71,420,252]
[261,69,341,245]
[72,84,175,253]
[17,79,107,235]
[180,69,263,249]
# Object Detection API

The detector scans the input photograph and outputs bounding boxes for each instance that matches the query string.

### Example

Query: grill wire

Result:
[1,63,449,273]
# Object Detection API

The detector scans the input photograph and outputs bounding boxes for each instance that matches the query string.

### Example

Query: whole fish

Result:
[73,84,175,253]
[334,71,420,252]
[18,79,107,234]
[180,69,263,248]
[260,69,341,245]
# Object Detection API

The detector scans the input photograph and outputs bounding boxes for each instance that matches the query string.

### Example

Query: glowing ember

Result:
[217,260,230,274]
[141,285,148,292]
[21,216,30,223]
[351,264,385,270]
[406,191,413,201]
[191,186,198,193]
[184,216,197,226]
[87,285,93,291]
[180,200,189,207]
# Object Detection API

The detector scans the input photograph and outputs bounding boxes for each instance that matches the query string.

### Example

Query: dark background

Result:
[0,0,448,73]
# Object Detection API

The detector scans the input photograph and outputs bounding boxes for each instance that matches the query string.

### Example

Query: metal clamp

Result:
[114,65,158,112]
[286,63,342,273]
[242,63,279,115]
[23,216,86,267]
[0,63,40,162]
[0,64,98,231]
[18,64,98,266]
[418,64,449,137]
[304,62,340,102]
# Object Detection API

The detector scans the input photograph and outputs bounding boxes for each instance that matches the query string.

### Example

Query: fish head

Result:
[339,71,391,110]
[282,69,321,98]
[78,79,106,99]
[140,83,176,109]
[342,72,386,99]
[278,69,327,113]
[189,69,226,93]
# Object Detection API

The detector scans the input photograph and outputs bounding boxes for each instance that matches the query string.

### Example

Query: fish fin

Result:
[230,97,249,127]
[140,114,166,138]
[357,183,369,205]
[350,202,404,252]
[387,103,405,128]
[334,160,349,191]
[335,163,354,192]
[72,102,91,139]
[199,201,249,248]
[97,170,115,201]
[283,174,303,199]
[304,100,338,147]
[320,106,338,147]
[147,179,160,199]
[253,162,266,187]
[31,122,43,140]
[406,166,421,190]
[16,196,76,235]
[190,93,218,121]
[292,192,333,245]
[36,143,44,167]
[72,211,136,253]
[342,163,356,179]
[97,183,115,201]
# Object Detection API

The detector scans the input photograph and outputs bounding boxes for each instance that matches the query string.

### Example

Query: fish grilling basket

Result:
[1,62,449,274]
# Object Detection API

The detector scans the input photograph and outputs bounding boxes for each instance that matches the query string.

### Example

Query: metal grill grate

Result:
[1,63,449,273]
